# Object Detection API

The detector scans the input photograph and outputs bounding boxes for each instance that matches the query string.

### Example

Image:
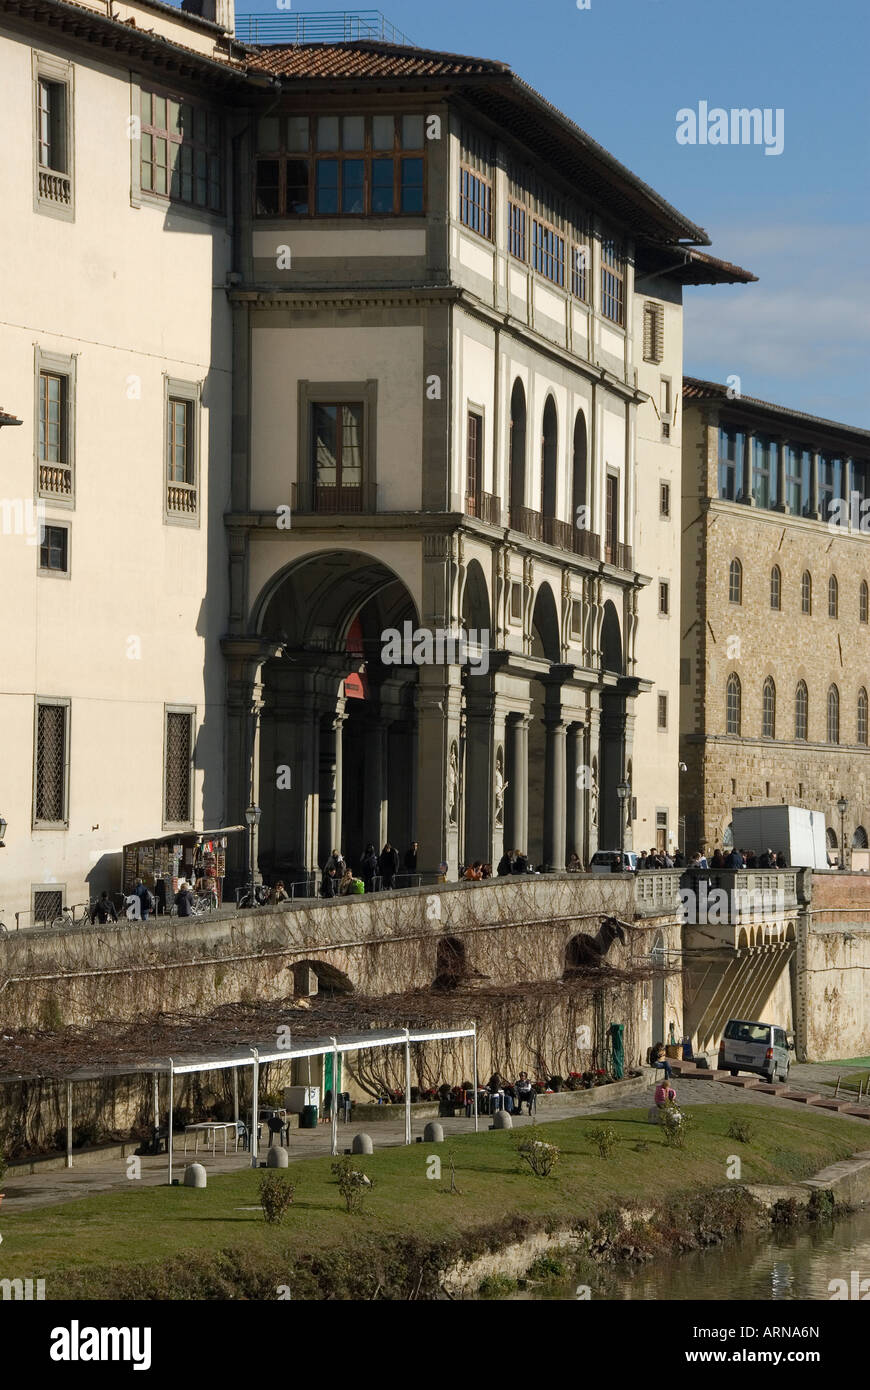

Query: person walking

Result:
[360,843,379,893]
[134,878,153,921]
[92,891,117,924]
[404,842,418,873]
[175,880,195,917]
[378,842,399,891]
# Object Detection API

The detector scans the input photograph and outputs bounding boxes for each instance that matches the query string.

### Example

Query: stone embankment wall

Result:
[795,874,870,1061]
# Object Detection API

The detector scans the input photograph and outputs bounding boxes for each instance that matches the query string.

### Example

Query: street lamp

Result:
[837,796,848,871]
[617,780,631,861]
[245,803,261,904]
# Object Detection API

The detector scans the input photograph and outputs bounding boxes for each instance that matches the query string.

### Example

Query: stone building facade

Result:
[680,379,870,859]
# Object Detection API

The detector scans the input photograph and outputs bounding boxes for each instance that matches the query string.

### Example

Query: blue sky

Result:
[230,0,870,427]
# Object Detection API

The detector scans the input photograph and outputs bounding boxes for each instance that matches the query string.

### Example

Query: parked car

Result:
[589,850,639,874]
[718,1018,793,1082]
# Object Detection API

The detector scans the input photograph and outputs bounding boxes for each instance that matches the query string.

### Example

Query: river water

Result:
[527,1208,870,1300]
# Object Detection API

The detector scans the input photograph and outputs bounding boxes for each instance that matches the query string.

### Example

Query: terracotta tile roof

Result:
[246,39,507,80]
[0,408,23,426]
[683,377,870,442]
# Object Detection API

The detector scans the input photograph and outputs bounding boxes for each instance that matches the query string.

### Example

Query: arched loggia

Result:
[508,379,527,528]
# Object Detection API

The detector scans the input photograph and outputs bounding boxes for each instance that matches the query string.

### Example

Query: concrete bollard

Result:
[183,1162,207,1188]
[490,1110,512,1130]
[266,1145,289,1168]
[351,1132,374,1154]
[423,1122,444,1143]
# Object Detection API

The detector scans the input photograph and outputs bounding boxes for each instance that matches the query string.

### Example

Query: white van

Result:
[718,1018,793,1082]
[589,850,638,874]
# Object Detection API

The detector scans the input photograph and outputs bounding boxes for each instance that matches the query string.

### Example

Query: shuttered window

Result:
[643,302,664,363]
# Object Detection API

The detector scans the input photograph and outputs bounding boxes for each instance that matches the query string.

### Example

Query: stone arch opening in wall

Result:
[853,826,868,848]
[530,582,561,663]
[251,550,421,886]
[572,409,589,540]
[290,958,355,997]
[599,599,626,849]
[540,394,558,530]
[737,927,749,948]
[785,921,796,942]
[600,600,623,675]
[527,582,562,866]
[461,557,491,636]
[461,558,494,866]
[509,378,527,524]
[434,935,467,989]
[826,826,838,866]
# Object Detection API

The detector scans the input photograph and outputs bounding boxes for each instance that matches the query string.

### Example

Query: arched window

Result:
[828,574,839,618]
[572,411,589,546]
[827,684,840,744]
[762,677,776,738]
[861,580,869,624]
[726,672,742,735]
[852,826,869,849]
[795,681,808,740]
[826,826,838,864]
[859,688,868,746]
[729,558,743,605]
[770,565,781,610]
[540,395,558,522]
[801,570,812,614]
[508,379,527,524]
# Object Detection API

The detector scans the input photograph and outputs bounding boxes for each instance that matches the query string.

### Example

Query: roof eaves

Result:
[683,377,870,442]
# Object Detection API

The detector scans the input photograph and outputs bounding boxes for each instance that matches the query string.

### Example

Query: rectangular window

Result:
[34,55,73,215]
[510,581,523,622]
[600,240,625,325]
[34,699,69,826]
[36,352,75,501]
[658,580,670,616]
[165,380,199,522]
[532,219,565,286]
[571,244,588,300]
[605,474,619,562]
[460,166,492,239]
[466,410,483,515]
[657,695,668,730]
[680,658,691,686]
[659,481,671,517]
[141,88,222,211]
[718,426,744,501]
[819,454,844,520]
[164,708,194,826]
[752,435,778,509]
[643,302,664,363]
[508,202,527,261]
[255,113,425,218]
[311,402,365,508]
[570,599,583,638]
[785,444,812,516]
[39,523,69,575]
[852,459,870,510]
[656,809,668,851]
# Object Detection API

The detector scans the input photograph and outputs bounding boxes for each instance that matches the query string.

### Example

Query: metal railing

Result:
[235,10,415,46]
[510,505,543,542]
[542,516,573,550]
[604,540,633,571]
[292,479,377,515]
[573,527,600,561]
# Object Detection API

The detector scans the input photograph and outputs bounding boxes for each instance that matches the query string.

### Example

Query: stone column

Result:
[741,431,753,503]
[810,450,821,519]
[464,687,496,866]
[222,637,282,885]
[775,438,787,511]
[318,706,346,865]
[567,722,585,863]
[416,666,464,877]
[505,713,529,855]
[543,712,567,872]
[363,714,389,852]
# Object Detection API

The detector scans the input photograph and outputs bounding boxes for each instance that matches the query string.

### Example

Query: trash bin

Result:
[300,1104,318,1129]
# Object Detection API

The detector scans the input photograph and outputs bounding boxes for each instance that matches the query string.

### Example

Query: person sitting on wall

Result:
[464,862,483,881]
[513,851,529,874]
[270,880,289,904]
[514,1071,535,1114]
[497,850,515,876]
[566,852,583,871]
[338,868,356,896]
[650,1041,673,1080]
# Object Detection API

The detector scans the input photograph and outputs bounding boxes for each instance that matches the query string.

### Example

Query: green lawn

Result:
[824,1056,870,1068]
[1,1103,865,1299]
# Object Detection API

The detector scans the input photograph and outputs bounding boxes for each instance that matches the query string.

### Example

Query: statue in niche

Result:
[590,764,599,830]
[494,748,508,827]
[447,742,459,824]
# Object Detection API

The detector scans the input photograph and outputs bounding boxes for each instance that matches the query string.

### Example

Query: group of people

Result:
[495,849,532,875]
[637,848,686,869]
[689,847,787,870]
[317,843,419,898]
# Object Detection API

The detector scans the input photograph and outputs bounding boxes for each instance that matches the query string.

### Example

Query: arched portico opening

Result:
[252,551,420,884]
[508,379,527,526]
[526,583,563,869]
[599,600,627,850]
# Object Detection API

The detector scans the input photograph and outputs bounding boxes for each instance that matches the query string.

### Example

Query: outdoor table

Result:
[183,1121,240,1155]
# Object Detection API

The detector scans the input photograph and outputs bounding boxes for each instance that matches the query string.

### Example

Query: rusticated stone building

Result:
[680,378,870,861]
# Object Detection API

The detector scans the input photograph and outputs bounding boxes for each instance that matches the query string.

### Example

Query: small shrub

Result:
[331,1156,374,1213]
[727,1118,755,1145]
[771,1195,799,1226]
[259,1172,296,1225]
[585,1125,617,1159]
[516,1133,561,1177]
[808,1187,836,1221]
[661,1105,693,1149]
[478,1273,517,1298]
[526,1253,566,1282]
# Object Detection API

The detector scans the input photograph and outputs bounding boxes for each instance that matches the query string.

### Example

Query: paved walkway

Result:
[4,1070,869,1214]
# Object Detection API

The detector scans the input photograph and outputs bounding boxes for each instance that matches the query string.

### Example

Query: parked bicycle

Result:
[235,883,272,909]
[48,903,93,930]
[168,891,216,918]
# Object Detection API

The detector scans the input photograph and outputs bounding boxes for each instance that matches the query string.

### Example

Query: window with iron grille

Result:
[861,579,869,624]
[141,89,222,211]
[39,523,69,575]
[658,580,669,616]
[657,693,668,729]
[34,699,68,825]
[659,481,670,518]
[643,302,664,362]
[33,887,63,927]
[460,167,492,239]
[532,219,565,286]
[859,688,868,746]
[508,202,526,261]
[164,709,194,826]
[600,239,625,324]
